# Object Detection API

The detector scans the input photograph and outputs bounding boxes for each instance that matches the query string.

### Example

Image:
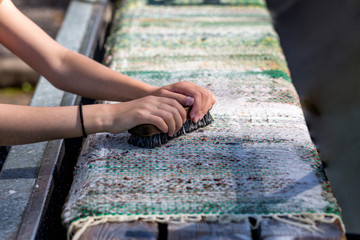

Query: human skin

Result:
[0,0,215,145]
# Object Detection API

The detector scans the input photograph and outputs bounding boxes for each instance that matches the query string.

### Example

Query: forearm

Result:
[52,49,158,101]
[0,0,215,125]
[0,96,187,145]
[0,0,157,102]
[0,104,109,145]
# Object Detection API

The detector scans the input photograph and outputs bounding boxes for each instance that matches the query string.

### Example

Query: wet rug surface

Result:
[62,0,343,236]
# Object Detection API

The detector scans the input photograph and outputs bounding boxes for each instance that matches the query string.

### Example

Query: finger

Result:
[166,82,198,100]
[158,89,195,107]
[162,110,176,136]
[198,91,216,120]
[146,115,168,134]
[166,82,208,121]
[157,103,183,136]
[160,97,187,123]
[211,92,216,106]
[144,96,185,130]
[189,92,203,122]
[163,81,215,121]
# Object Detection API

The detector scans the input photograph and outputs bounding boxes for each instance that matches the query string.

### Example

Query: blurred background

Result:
[267,0,360,232]
[0,0,70,105]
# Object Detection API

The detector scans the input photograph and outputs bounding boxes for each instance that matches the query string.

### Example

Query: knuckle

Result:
[183,80,192,85]
[142,102,152,111]
[135,110,147,120]
[163,111,173,120]
[203,89,212,97]
[167,99,175,104]
[169,108,178,116]
[192,92,201,99]
[147,95,157,101]
[152,117,167,133]
[168,98,178,105]
[159,88,167,95]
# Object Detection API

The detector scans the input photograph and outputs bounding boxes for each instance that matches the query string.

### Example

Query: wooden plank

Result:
[260,217,346,240]
[78,222,158,240]
[168,220,252,240]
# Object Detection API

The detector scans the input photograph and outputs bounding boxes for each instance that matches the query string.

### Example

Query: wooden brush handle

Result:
[128,107,190,137]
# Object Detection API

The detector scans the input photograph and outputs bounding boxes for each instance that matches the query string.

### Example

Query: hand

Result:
[152,81,216,122]
[106,96,186,136]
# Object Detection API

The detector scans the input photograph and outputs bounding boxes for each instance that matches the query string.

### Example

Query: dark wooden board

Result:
[78,222,158,240]
[168,220,253,240]
[260,217,346,240]
[76,217,345,240]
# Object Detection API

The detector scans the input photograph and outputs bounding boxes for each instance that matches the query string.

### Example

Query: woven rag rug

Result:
[62,0,344,238]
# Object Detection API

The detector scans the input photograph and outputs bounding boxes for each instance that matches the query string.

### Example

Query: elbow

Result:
[41,48,71,91]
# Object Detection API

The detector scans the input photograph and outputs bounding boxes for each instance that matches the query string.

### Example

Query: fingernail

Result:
[185,96,194,106]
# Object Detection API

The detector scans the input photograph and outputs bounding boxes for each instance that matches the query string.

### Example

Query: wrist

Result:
[82,104,113,134]
[117,74,159,100]
[79,103,87,137]
[143,84,160,96]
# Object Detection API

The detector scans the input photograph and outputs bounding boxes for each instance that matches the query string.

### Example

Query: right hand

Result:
[151,81,216,123]
[105,96,186,136]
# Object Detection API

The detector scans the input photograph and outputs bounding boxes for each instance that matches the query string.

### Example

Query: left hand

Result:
[152,81,216,122]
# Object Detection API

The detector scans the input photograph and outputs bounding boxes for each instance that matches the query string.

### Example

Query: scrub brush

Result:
[127,107,213,148]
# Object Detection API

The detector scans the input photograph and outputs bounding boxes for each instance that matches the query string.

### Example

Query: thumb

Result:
[183,96,195,106]
[161,90,194,107]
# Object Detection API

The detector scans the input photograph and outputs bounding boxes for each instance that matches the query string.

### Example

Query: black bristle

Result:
[128,111,214,148]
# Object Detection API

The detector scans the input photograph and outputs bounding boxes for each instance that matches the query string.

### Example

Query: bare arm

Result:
[0,0,215,111]
[0,0,157,101]
[0,0,214,145]
[0,96,187,145]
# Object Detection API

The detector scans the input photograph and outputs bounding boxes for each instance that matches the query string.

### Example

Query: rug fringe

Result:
[67,213,344,240]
